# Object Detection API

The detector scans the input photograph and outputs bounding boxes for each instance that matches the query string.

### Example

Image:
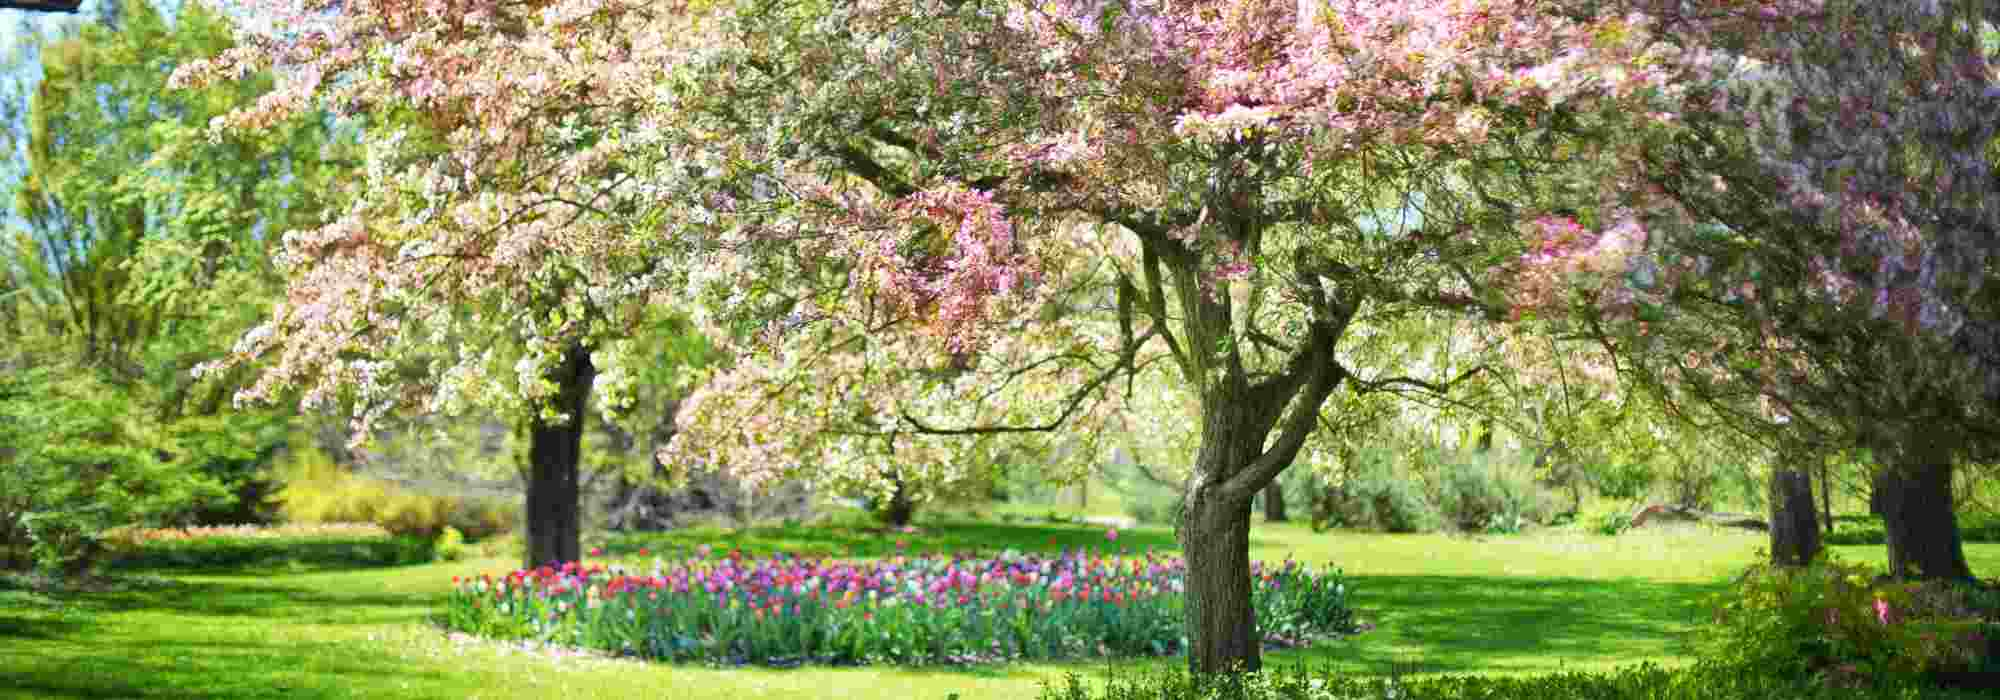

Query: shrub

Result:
[275,446,514,539]
[1313,452,1440,533]
[1581,501,1636,536]
[1031,660,1991,700]
[162,412,291,526]
[100,523,434,571]
[1826,515,2000,546]
[434,526,468,562]
[0,368,230,574]
[1431,455,1557,534]
[444,548,1357,666]
[1592,460,1658,502]
[1699,557,1999,686]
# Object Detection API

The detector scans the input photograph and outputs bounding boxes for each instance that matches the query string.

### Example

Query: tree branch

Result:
[1350,365,1490,397]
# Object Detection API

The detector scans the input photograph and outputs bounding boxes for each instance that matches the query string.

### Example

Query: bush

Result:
[1826,515,2000,546]
[1314,453,1440,533]
[163,412,291,526]
[1581,501,1636,536]
[276,446,514,539]
[1031,660,1992,700]
[1592,460,1658,502]
[433,526,469,562]
[0,368,230,574]
[1699,557,1998,686]
[100,524,435,571]
[444,548,1358,666]
[1432,454,1557,534]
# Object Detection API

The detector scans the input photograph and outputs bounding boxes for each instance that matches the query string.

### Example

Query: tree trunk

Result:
[1768,468,1821,567]
[524,342,595,570]
[1181,487,1259,673]
[1872,442,1973,581]
[1263,482,1288,522]
[877,476,916,527]
[1818,459,1834,535]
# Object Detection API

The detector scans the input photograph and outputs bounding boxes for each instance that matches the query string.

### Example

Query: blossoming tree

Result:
[180,0,1702,672]
[1546,0,2000,580]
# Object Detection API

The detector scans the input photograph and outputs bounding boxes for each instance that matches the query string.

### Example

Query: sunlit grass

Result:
[4,519,1996,699]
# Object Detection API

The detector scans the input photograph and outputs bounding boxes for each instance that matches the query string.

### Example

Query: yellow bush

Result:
[275,447,515,539]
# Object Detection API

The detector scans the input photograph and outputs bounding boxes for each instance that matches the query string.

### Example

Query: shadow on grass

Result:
[2,639,450,700]
[0,598,92,641]
[0,575,442,653]
[66,579,439,623]
[101,537,436,575]
[1,575,455,700]
[1276,574,1725,676]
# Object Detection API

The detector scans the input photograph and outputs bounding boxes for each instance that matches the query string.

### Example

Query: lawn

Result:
[4,520,1996,700]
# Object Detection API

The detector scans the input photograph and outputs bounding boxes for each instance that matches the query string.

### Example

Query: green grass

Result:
[4,520,1997,699]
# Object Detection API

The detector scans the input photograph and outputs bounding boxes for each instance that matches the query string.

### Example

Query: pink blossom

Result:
[1874,598,1895,625]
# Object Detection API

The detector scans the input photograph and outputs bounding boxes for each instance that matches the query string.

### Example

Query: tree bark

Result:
[1181,486,1259,673]
[1768,468,1821,567]
[523,342,595,569]
[1262,481,1288,522]
[1872,442,1974,581]
[1818,459,1834,535]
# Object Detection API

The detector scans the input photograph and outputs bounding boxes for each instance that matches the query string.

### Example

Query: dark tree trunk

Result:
[877,477,916,527]
[1818,459,1834,535]
[524,342,595,570]
[1872,443,1974,581]
[1181,486,1259,673]
[1769,468,1821,567]
[1263,482,1288,522]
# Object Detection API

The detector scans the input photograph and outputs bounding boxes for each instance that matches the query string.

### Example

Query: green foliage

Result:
[101,530,435,572]
[1698,557,1999,686]
[1104,459,1185,526]
[1031,661,1990,700]
[1581,501,1637,536]
[1311,448,1440,534]
[1,0,356,576]
[1592,461,1659,502]
[275,445,514,540]
[162,412,292,525]
[0,367,229,574]
[1430,452,1559,534]
[1826,515,2000,546]
[433,526,468,562]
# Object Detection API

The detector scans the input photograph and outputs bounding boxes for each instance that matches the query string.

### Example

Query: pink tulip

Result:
[1106,528,1119,542]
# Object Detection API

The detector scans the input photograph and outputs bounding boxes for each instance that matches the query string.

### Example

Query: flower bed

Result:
[443,547,1357,666]
[1700,558,2000,686]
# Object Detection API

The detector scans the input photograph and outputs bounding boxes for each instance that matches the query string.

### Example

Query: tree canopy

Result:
[172,0,2000,670]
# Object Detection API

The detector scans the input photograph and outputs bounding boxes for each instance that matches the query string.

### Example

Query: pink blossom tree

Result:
[170,0,708,568]
[1547,0,2000,580]
[179,0,1693,671]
